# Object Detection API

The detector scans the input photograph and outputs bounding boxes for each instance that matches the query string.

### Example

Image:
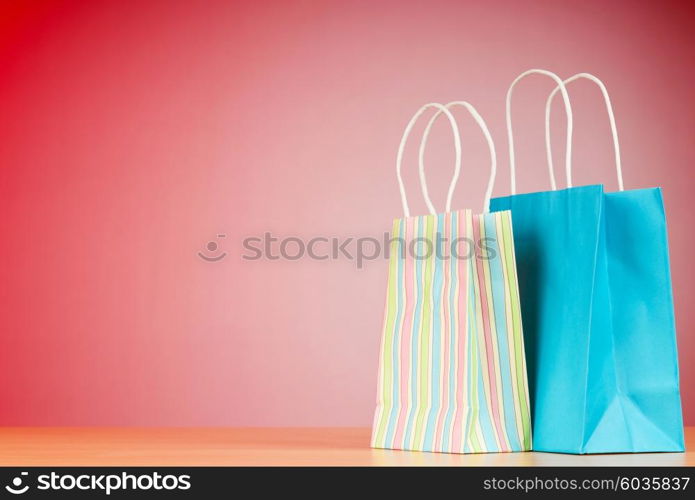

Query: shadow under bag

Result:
[489,70,684,454]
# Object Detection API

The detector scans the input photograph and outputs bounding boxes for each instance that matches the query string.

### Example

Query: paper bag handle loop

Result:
[396,103,461,217]
[545,73,624,191]
[507,69,574,194]
[418,101,497,213]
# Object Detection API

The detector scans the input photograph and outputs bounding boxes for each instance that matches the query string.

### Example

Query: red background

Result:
[0,0,693,426]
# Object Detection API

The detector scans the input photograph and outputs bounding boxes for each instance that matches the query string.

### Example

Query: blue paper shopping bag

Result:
[489,70,684,454]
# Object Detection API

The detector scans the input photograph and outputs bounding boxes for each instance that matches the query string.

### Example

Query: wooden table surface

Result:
[0,427,692,466]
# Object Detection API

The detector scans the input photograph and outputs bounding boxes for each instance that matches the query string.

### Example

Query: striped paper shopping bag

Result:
[371,102,532,454]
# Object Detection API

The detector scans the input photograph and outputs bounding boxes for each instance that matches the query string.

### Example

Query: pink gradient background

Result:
[0,0,693,426]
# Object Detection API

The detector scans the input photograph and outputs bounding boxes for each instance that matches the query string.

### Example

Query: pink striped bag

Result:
[371,102,532,454]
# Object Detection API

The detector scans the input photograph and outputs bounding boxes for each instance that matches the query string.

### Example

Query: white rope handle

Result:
[396,103,461,217]
[545,73,624,191]
[418,101,497,213]
[507,69,574,194]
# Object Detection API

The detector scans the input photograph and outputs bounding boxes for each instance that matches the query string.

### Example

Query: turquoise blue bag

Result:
[489,70,684,454]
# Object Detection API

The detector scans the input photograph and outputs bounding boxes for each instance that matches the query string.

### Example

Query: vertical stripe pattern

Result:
[371,209,531,453]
